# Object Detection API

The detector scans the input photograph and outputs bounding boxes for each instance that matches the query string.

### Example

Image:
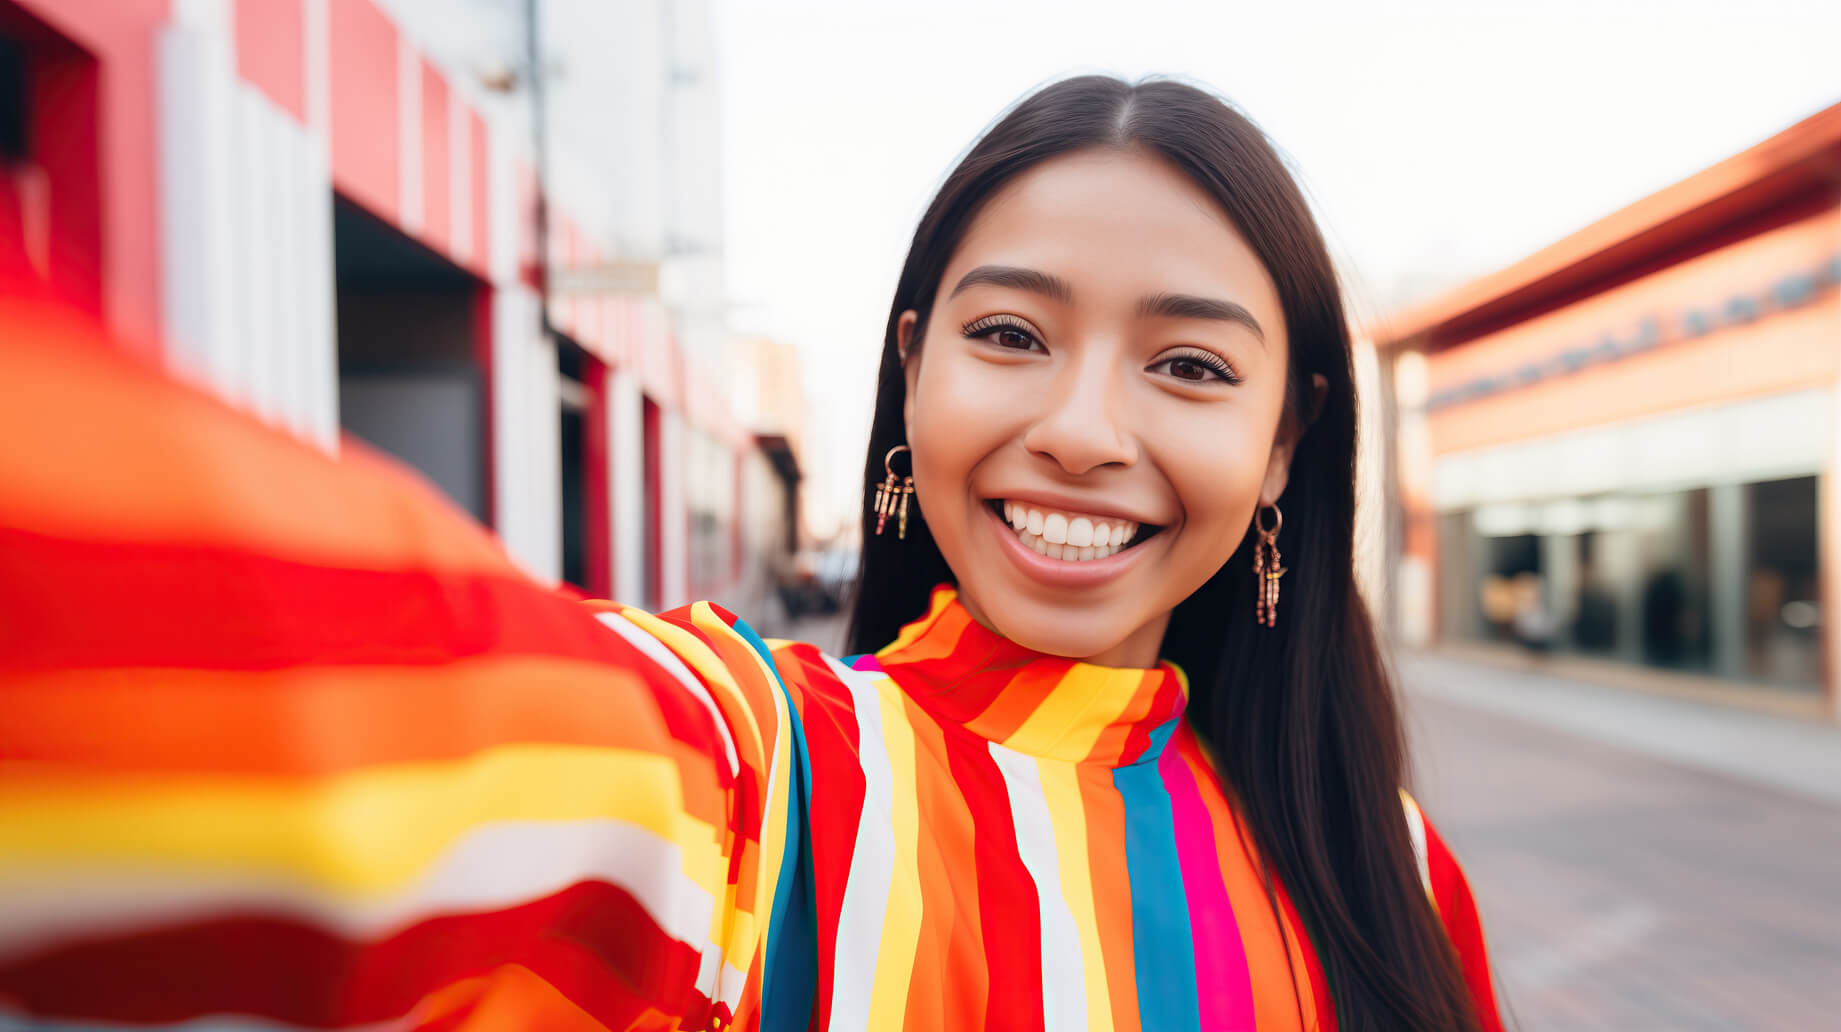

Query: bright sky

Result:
[712,0,1841,539]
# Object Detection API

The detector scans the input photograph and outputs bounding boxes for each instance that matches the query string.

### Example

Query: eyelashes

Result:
[1155,347,1243,386]
[960,315,1242,385]
[961,315,1043,351]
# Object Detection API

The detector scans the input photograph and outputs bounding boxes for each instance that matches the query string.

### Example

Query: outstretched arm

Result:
[0,294,806,1030]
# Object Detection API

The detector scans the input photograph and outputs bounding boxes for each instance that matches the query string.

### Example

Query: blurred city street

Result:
[1404,654,1841,1031]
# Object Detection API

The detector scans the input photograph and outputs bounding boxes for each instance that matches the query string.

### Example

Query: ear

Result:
[1259,373,1328,505]
[897,309,921,437]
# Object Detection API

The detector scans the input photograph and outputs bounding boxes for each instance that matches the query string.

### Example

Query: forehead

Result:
[945,148,1282,326]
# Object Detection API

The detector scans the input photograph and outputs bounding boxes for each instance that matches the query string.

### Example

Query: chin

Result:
[982,602,1141,665]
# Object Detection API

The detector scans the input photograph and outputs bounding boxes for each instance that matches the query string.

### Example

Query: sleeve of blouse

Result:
[0,298,810,1030]
[1402,792,1508,1032]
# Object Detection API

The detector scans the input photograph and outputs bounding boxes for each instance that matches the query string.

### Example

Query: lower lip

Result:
[984,504,1154,589]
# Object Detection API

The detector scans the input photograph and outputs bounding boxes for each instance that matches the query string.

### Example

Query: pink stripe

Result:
[1159,732,1256,1030]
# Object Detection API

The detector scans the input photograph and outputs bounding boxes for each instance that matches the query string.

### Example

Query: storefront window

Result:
[1437,476,1824,690]
[1745,476,1821,687]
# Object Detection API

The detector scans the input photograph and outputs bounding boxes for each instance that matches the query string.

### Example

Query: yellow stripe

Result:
[865,681,925,1028]
[696,606,797,975]
[1039,760,1116,1032]
[0,745,724,898]
[687,602,791,974]
[875,587,956,657]
[1005,666,1139,761]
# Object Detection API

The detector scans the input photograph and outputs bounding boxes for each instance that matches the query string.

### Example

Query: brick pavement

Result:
[1402,669,1841,1030]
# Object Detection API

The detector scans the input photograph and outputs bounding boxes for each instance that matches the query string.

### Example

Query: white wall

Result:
[160,3,339,449]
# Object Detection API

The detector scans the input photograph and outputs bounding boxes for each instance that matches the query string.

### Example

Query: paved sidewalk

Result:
[1399,651,1841,806]
[1399,653,1841,1030]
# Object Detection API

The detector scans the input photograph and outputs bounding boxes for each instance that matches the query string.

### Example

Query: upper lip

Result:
[987,490,1165,527]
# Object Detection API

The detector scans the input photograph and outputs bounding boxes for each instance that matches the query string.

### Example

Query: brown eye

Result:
[1149,348,1241,385]
[1168,357,1212,381]
[961,316,1046,353]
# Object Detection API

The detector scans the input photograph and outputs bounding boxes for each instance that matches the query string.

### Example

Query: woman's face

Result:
[900,147,1303,668]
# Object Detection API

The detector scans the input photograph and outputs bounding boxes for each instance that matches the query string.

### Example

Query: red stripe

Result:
[328,0,399,221]
[1423,819,1505,1032]
[1275,878,1338,1031]
[0,528,636,674]
[468,108,490,280]
[419,57,451,254]
[235,0,307,122]
[946,736,1044,1032]
[0,880,710,1028]
[783,652,866,1031]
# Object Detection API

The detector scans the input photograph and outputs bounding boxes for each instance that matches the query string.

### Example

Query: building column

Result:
[1541,531,1580,651]
[606,363,646,605]
[1710,481,1749,679]
[159,2,337,447]
[659,406,689,608]
[490,285,561,582]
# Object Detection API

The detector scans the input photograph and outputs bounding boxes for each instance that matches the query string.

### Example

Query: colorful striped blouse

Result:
[0,291,1502,1030]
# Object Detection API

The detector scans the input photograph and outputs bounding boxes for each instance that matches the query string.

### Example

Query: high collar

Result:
[871,585,1188,767]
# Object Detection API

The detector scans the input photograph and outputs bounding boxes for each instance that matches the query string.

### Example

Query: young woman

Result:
[0,76,1503,1031]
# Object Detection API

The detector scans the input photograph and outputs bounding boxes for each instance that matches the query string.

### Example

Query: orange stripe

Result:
[0,659,728,818]
[1079,763,1142,1032]
[900,695,977,1029]
[0,323,513,573]
[969,663,1066,742]
[1183,734,1315,1031]
[880,594,969,663]
[1085,671,1163,764]
[445,964,608,1032]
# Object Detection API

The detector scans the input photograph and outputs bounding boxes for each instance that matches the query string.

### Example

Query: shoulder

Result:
[1400,791,1506,1032]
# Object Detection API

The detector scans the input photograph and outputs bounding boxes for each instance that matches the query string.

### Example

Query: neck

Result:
[956,590,1172,669]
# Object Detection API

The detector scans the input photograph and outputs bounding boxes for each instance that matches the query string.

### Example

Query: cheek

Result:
[907,351,1017,518]
[1153,407,1274,543]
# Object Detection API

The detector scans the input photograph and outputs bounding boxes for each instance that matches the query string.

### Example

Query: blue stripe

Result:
[731,618,817,1029]
[1112,717,1201,1032]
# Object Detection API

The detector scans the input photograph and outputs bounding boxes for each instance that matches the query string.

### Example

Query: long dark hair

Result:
[845,76,1483,1031]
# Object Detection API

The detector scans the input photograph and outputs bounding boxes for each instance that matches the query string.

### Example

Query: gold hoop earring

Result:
[873,444,916,539]
[1253,502,1286,628]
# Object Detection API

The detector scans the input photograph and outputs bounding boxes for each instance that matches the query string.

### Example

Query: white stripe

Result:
[303,0,330,137]
[827,660,896,1032]
[232,85,268,417]
[397,35,422,233]
[990,744,1090,1032]
[593,610,740,778]
[1401,791,1432,897]
[0,819,719,962]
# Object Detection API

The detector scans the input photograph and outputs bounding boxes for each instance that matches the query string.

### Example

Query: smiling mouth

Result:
[987,500,1163,562]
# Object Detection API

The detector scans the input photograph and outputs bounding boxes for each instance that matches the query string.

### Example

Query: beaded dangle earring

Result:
[1253,502,1286,627]
[873,444,916,539]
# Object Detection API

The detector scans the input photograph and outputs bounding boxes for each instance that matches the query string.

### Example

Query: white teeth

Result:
[1042,513,1068,545]
[997,501,1146,562]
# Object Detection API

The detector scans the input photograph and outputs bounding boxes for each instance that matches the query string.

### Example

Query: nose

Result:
[1020,348,1138,475]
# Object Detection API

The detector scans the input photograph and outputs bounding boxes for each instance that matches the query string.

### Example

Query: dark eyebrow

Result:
[950,265,1266,346]
[948,265,1075,304]
[1138,292,1266,345]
